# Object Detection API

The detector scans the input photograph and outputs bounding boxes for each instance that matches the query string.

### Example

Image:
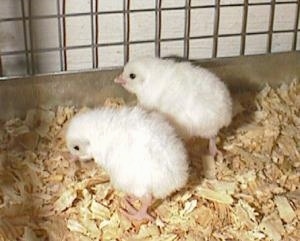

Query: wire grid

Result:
[0,0,299,77]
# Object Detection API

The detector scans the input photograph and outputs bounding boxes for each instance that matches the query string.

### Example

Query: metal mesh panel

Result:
[0,0,299,78]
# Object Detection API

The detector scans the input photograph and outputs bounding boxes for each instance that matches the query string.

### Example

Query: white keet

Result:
[114,57,233,156]
[66,106,188,221]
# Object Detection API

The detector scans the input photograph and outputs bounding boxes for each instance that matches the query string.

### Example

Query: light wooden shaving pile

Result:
[0,82,299,240]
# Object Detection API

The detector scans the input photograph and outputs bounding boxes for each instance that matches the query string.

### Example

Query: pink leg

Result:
[209,136,222,157]
[120,195,154,222]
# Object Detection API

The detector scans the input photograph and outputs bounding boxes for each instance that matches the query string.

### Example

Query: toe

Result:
[119,209,154,222]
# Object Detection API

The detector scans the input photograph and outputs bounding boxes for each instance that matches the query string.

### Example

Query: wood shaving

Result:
[0,81,299,240]
[104,97,126,108]
[274,196,296,223]
[195,185,234,204]
[259,213,285,241]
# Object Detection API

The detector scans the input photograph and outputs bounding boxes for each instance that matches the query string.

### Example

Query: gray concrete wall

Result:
[0,52,299,120]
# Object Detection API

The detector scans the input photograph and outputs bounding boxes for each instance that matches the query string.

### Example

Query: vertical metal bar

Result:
[240,0,248,55]
[20,0,30,74]
[62,0,67,70]
[123,0,130,64]
[183,0,191,59]
[292,2,300,51]
[212,0,220,58]
[90,0,96,68]
[0,56,3,77]
[56,0,64,71]
[155,0,162,57]
[28,0,35,74]
[267,0,276,53]
[95,0,99,67]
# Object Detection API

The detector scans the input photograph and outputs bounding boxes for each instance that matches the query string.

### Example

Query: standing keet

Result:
[115,57,232,156]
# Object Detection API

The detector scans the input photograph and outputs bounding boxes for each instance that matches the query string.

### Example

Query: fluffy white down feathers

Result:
[115,57,232,140]
[66,107,188,199]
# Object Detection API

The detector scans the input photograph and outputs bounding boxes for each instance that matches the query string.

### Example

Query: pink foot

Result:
[120,195,154,222]
[209,136,222,157]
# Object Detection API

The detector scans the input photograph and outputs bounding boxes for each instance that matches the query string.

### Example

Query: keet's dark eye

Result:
[73,145,80,151]
[129,73,136,79]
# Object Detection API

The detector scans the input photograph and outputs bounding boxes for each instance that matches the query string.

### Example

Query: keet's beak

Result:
[70,154,79,162]
[63,151,79,162]
[114,75,127,85]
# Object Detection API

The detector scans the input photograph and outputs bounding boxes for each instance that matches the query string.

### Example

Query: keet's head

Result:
[114,57,156,94]
[65,113,93,161]
[66,137,92,161]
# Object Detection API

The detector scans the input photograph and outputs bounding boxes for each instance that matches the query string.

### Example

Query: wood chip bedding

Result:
[0,81,299,241]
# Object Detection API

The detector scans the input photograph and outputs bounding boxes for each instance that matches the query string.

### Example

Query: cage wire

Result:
[0,0,299,78]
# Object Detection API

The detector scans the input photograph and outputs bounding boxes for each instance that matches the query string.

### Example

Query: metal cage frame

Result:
[0,0,299,77]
